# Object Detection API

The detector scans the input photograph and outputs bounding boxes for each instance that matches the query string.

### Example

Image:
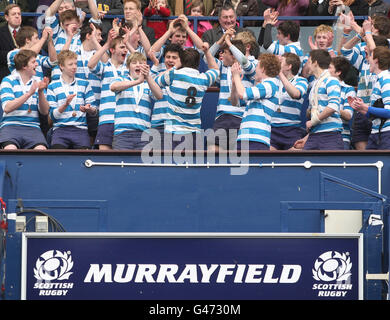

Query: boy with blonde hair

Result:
[46,50,97,149]
[234,30,259,62]
[311,24,336,56]
[110,52,163,150]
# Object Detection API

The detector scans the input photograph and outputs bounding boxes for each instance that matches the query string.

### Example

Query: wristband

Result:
[365,31,372,35]
[343,33,350,38]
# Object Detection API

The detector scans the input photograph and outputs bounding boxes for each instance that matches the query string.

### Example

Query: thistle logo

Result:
[312,251,352,282]
[34,250,73,281]
[312,251,353,298]
[33,250,74,297]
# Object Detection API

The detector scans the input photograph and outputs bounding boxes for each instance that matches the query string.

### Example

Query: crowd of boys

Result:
[1,0,390,151]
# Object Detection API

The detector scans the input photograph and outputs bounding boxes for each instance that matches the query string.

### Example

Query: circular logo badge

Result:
[312,251,352,282]
[34,250,73,281]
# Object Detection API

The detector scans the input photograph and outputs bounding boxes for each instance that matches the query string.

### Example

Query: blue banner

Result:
[22,233,363,300]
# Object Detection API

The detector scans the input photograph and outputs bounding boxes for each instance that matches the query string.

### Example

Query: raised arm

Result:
[230,63,242,106]
[37,77,51,115]
[88,29,115,70]
[45,0,63,17]
[150,18,177,54]
[178,14,203,50]
[231,62,245,100]
[46,28,58,64]
[279,71,301,99]
[87,0,100,21]
[202,42,218,71]
[110,75,145,92]
[142,64,163,100]
[3,81,39,114]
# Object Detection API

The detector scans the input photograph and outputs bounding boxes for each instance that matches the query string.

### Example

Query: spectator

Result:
[0,4,22,82]
[262,0,310,25]
[185,0,213,47]
[364,0,390,17]
[123,0,156,45]
[0,0,30,26]
[212,0,260,27]
[305,0,369,26]
[144,0,171,40]
[202,3,249,47]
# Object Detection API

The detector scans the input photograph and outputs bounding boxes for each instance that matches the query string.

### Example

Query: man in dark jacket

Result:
[365,0,390,17]
[212,0,260,26]
[0,4,22,83]
[202,3,249,46]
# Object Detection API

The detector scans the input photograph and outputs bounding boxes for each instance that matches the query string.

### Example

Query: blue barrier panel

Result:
[0,151,389,299]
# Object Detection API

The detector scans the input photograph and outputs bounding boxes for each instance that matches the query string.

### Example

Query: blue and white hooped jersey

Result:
[111,75,156,135]
[237,77,280,146]
[51,48,102,106]
[90,59,128,126]
[45,15,82,54]
[151,69,170,129]
[7,49,56,80]
[340,81,355,143]
[214,57,256,119]
[0,73,42,129]
[369,70,390,134]
[341,42,375,104]
[272,75,308,127]
[47,77,97,130]
[266,41,305,68]
[308,71,342,134]
[155,67,219,134]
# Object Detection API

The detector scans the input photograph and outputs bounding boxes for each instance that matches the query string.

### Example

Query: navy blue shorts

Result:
[94,123,114,147]
[171,132,204,150]
[271,126,306,150]
[366,131,390,150]
[209,114,242,149]
[351,111,372,144]
[112,130,150,150]
[51,126,91,149]
[237,140,270,150]
[303,131,344,150]
[0,125,48,149]
[150,126,165,150]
